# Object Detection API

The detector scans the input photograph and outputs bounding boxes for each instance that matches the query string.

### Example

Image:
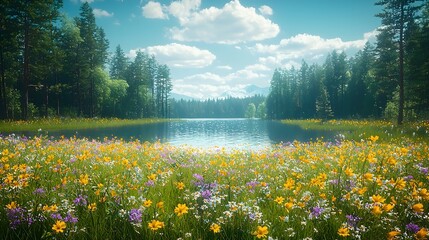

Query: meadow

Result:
[1,120,429,239]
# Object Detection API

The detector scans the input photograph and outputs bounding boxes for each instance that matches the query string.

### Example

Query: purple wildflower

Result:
[192,174,205,187]
[329,179,339,185]
[33,188,45,195]
[246,181,259,192]
[145,180,155,187]
[201,190,212,199]
[128,209,142,224]
[406,223,420,233]
[346,214,361,228]
[420,167,428,175]
[310,206,324,219]
[64,213,78,223]
[50,213,63,220]
[6,207,26,229]
[73,195,88,206]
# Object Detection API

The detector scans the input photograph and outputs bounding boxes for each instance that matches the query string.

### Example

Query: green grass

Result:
[281,119,429,142]
[0,118,172,133]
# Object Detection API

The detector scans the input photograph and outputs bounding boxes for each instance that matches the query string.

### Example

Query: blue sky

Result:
[63,0,382,99]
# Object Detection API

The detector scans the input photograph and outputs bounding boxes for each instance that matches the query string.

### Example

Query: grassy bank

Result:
[0,118,170,133]
[0,133,428,239]
[281,119,429,142]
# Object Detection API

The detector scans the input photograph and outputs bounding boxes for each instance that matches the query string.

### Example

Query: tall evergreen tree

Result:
[155,64,172,118]
[376,0,423,124]
[110,45,128,80]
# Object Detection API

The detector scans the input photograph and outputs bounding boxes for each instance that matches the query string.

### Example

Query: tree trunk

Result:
[398,2,405,125]
[22,17,30,120]
[0,47,8,119]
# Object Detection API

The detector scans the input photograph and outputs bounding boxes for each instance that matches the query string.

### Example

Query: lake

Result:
[24,119,337,150]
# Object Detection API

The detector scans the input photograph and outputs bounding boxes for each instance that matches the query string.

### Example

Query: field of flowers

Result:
[1,133,428,239]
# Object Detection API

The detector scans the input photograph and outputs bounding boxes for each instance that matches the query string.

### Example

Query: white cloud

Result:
[172,63,271,99]
[93,8,113,18]
[258,5,273,16]
[168,0,201,23]
[128,43,216,68]
[142,1,168,19]
[169,0,279,44]
[217,65,232,70]
[252,30,379,69]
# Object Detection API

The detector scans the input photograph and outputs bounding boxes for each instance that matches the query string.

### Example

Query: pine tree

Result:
[376,0,423,124]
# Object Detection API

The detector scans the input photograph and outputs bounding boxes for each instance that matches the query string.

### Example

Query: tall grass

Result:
[281,119,429,142]
[0,118,171,133]
[0,131,428,239]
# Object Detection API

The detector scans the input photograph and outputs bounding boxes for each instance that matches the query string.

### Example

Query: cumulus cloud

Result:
[252,30,379,69]
[128,43,216,68]
[142,1,168,19]
[172,63,271,99]
[93,8,113,17]
[168,0,201,23]
[169,0,279,44]
[258,5,273,16]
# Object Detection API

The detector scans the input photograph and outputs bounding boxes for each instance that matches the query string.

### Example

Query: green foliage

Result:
[244,103,256,118]
[0,2,172,120]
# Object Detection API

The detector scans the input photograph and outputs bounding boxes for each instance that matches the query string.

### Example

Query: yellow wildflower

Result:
[143,199,152,208]
[156,201,164,209]
[283,178,295,190]
[210,223,221,233]
[52,220,66,233]
[88,203,97,212]
[372,194,386,204]
[79,174,89,185]
[369,135,379,142]
[6,201,18,209]
[383,203,395,212]
[174,203,189,216]
[253,226,268,239]
[176,182,185,190]
[372,205,383,215]
[274,196,284,204]
[344,167,354,177]
[338,227,350,237]
[148,219,164,231]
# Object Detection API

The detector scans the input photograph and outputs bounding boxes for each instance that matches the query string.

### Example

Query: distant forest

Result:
[0,1,172,120]
[170,95,266,118]
[266,0,429,124]
[2,1,429,122]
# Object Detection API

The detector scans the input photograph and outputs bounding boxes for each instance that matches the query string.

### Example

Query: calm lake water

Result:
[21,119,337,150]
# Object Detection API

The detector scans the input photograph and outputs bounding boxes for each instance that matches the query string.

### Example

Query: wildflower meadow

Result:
[1,127,429,239]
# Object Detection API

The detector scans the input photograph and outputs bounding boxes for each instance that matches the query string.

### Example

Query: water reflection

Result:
[13,119,337,149]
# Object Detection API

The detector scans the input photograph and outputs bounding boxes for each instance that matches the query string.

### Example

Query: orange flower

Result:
[415,228,428,240]
[387,230,401,240]
[412,203,424,213]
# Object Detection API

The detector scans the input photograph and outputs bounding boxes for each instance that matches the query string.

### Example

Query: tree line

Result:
[266,0,429,124]
[0,1,172,120]
[170,95,266,118]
